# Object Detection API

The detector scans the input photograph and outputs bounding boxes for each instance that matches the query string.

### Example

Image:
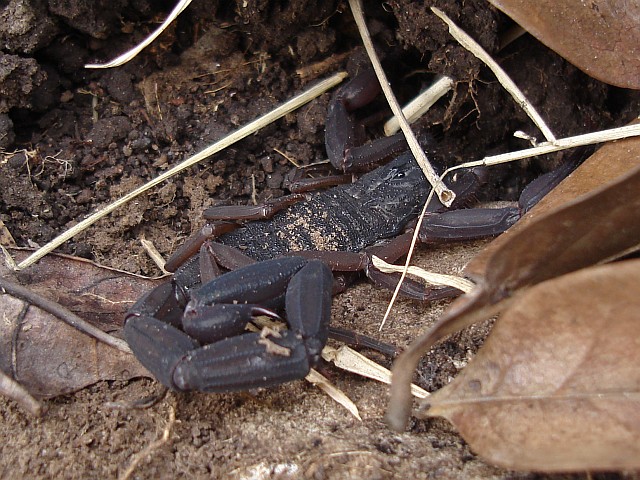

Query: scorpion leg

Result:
[127,281,184,328]
[203,193,307,221]
[418,160,578,244]
[326,69,407,171]
[167,241,241,306]
[164,222,238,273]
[286,171,353,193]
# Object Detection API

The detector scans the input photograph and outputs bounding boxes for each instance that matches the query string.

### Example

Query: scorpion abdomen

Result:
[219,153,432,260]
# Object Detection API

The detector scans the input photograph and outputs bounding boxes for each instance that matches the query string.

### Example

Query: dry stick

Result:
[0,276,131,353]
[322,345,430,399]
[431,7,556,142]
[140,237,169,274]
[0,369,43,416]
[15,72,348,270]
[348,0,454,207]
[371,256,475,292]
[449,123,640,171]
[384,76,455,136]
[306,369,362,421]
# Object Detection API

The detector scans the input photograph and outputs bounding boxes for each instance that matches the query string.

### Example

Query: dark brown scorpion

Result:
[124,71,571,393]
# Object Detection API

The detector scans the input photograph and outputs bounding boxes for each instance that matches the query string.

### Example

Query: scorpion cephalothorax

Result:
[124,71,573,394]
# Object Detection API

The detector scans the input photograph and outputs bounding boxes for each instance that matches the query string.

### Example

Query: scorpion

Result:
[124,70,570,393]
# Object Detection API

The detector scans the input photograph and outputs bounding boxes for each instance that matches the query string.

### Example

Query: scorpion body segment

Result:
[216,153,431,259]
[213,152,481,261]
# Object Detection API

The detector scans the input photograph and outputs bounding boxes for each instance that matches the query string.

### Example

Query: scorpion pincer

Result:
[124,70,572,394]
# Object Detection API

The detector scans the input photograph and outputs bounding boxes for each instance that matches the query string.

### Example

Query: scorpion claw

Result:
[182,303,279,344]
[124,315,199,390]
[173,331,311,393]
[125,257,333,393]
[190,257,307,307]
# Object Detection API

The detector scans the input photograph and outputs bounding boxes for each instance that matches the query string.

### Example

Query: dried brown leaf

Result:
[423,259,640,471]
[3,248,165,330]
[488,0,640,89]
[0,292,149,398]
[0,249,162,397]
[480,160,640,295]
[387,142,640,431]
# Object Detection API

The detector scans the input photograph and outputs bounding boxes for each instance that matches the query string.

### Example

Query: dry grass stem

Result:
[140,238,169,274]
[384,76,455,136]
[296,52,351,80]
[371,256,475,292]
[450,122,640,173]
[86,0,194,69]
[348,0,455,207]
[322,345,429,399]
[14,72,347,270]
[251,317,412,411]
[305,369,362,420]
[431,7,556,142]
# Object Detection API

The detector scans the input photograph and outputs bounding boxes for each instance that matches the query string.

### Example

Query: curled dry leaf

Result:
[422,259,640,471]
[0,249,162,398]
[387,133,640,431]
[488,0,640,89]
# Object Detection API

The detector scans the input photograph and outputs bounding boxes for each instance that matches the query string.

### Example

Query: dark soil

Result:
[1,1,639,478]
